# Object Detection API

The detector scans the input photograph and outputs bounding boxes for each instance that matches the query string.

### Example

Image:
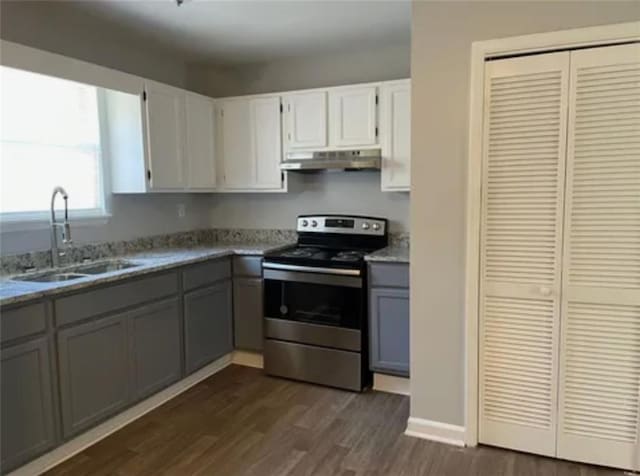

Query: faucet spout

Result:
[50,187,72,267]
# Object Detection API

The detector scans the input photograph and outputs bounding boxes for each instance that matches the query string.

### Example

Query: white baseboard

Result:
[232,350,263,368]
[8,354,233,476]
[373,373,410,396]
[405,417,466,447]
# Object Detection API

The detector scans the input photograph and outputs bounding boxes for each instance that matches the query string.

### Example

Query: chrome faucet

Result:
[50,186,72,267]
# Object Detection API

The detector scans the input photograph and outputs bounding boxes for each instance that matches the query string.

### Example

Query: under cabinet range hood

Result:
[281,149,381,171]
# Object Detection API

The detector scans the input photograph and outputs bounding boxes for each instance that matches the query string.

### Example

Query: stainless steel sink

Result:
[11,259,140,283]
[12,272,88,283]
[69,259,139,275]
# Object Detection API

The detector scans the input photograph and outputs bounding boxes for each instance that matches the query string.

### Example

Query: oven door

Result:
[263,264,363,330]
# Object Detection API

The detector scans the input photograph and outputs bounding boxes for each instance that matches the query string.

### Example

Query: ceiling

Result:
[71,0,411,65]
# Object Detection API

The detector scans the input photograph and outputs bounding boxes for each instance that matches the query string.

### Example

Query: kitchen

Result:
[0,1,639,475]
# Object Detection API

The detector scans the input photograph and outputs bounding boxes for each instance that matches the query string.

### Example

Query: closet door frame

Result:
[463,21,640,449]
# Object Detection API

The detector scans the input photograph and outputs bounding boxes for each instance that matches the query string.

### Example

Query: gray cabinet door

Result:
[233,277,263,351]
[57,314,129,438]
[184,280,233,374]
[1,337,56,472]
[369,287,410,377]
[129,298,182,401]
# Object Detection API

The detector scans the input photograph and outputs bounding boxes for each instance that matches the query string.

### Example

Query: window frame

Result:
[0,72,112,230]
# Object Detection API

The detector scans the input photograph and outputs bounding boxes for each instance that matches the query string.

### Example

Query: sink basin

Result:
[11,259,140,283]
[69,259,139,275]
[12,272,88,283]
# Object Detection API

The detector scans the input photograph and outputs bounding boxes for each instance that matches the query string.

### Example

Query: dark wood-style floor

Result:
[45,365,624,476]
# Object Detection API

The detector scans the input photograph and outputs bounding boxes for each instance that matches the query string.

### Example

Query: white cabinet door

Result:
[185,93,216,190]
[329,85,378,147]
[285,91,327,149]
[478,52,570,457]
[144,81,185,190]
[380,80,411,191]
[218,99,252,189]
[251,96,283,189]
[557,43,640,472]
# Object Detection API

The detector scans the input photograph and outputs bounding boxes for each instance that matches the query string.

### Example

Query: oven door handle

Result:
[262,263,361,277]
[263,265,362,288]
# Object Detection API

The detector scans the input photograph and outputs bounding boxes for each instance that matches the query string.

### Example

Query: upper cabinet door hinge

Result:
[375,126,379,137]
[375,94,379,105]
[143,90,147,101]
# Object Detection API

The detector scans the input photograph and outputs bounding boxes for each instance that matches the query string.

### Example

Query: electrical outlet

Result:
[177,204,186,218]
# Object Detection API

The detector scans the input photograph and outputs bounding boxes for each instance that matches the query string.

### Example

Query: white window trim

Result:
[463,21,640,449]
[0,79,113,232]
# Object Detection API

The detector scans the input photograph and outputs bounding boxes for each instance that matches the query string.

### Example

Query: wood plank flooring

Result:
[45,365,625,476]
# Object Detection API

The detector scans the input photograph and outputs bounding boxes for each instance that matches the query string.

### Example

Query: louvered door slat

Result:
[557,43,640,472]
[479,52,569,457]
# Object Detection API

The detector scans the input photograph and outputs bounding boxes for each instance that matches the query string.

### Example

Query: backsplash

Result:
[0,228,409,275]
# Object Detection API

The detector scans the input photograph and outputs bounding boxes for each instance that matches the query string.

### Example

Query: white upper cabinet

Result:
[380,80,411,192]
[217,95,285,192]
[329,84,378,147]
[184,92,216,191]
[144,80,186,190]
[252,96,283,189]
[218,98,252,189]
[285,91,327,149]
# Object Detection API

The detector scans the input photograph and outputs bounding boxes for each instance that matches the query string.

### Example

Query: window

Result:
[0,66,107,223]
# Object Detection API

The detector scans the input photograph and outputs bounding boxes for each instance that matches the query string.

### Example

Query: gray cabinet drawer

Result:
[369,263,409,288]
[1,336,57,472]
[233,256,262,277]
[369,287,410,377]
[182,258,231,292]
[55,272,178,327]
[1,302,48,343]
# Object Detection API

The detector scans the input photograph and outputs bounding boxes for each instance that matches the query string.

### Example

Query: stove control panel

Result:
[297,215,386,236]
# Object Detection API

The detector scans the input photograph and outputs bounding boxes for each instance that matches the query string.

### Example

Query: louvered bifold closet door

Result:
[479,52,570,457]
[557,43,640,472]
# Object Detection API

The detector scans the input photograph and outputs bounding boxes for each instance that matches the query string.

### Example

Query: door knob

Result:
[539,286,552,297]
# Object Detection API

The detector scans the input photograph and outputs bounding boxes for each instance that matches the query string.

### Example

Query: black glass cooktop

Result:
[264,246,375,269]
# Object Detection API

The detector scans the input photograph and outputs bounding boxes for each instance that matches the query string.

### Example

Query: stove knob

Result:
[362,222,370,230]
[372,223,381,231]
[311,220,318,228]
[301,219,309,227]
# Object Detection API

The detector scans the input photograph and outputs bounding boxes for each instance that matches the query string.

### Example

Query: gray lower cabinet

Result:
[1,337,57,472]
[233,277,263,351]
[368,262,410,377]
[57,314,130,438]
[184,280,233,374]
[129,298,182,401]
[369,287,410,376]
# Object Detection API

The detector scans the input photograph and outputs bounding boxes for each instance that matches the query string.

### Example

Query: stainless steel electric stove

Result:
[262,214,388,391]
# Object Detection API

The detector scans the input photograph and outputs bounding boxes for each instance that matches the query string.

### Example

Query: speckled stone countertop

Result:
[0,242,292,307]
[364,245,410,263]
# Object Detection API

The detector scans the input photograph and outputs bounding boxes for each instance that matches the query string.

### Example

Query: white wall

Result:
[210,172,409,232]
[187,42,410,97]
[410,1,640,428]
[1,195,211,255]
[0,0,188,88]
[188,42,412,232]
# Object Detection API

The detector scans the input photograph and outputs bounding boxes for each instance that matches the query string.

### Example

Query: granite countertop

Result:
[364,245,410,263]
[0,242,292,307]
